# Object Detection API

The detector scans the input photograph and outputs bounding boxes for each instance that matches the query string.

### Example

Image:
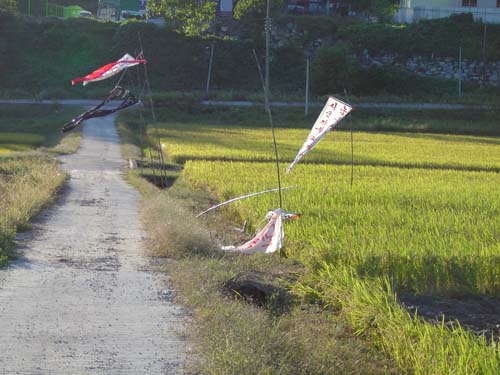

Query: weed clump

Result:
[141,194,217,258]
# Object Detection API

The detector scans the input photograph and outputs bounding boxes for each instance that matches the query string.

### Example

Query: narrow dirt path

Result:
[0,115,186,374]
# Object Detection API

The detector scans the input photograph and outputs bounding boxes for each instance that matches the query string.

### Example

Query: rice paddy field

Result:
[0,105,81,155]
[129,106,500,374]
[134,107,500,296]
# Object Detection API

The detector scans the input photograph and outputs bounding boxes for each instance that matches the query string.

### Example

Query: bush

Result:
[311,43,361,94]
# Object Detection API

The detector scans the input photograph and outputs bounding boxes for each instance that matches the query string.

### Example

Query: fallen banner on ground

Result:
[222,209,283,254]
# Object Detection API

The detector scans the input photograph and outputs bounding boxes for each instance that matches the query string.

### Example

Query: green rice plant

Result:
[295,264,500,375]
[185,161,500,295]
[154,123,500,172]
[0,133,45,154]
[126,108,500,374]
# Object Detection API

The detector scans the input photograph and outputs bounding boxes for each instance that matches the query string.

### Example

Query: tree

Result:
[0,0,17,13]
[352,0,398,21]
[147,0,216,36]
[233,0,283,20]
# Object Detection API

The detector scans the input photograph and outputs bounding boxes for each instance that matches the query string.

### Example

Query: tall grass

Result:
[0,155,65,264]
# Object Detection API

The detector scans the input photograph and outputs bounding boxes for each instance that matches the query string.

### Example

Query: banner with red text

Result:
[286,97,352,173]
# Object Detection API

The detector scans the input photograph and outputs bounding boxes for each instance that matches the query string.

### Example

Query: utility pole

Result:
[264,0,271,111]
[305,57,310,116]
[206,42,215,95]
[458,46,462,97]
[482,24,487,85]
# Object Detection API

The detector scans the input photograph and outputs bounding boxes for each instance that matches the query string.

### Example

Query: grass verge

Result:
[0,104,83,264]
[0,154,66,265]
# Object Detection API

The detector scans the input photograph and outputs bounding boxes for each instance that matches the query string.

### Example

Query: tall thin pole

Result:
[138,32,167,187]
[264,0,271,111]
[253,48,283,211]
[305,57,310,117]
[344,88,354,187]
[458,46,462,97]
[206,42,215,95]
[482,24,487,85]
[264,0,283,209]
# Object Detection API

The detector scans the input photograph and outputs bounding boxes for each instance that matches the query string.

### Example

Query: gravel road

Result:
[0,115,186,374]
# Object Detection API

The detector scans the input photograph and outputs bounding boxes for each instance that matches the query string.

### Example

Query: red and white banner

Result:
[222,209,283,254]
[286,96,352,174]
[71,54,147,86]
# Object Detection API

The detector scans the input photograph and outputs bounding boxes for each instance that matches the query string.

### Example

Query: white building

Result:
[396,0,500,24]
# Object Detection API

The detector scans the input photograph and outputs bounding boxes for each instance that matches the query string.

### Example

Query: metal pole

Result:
[482,24,487,85]
[344,88,354,187]
[206,42,215,95]
[253,49,283,212]
[139,33,167,187]
[264,0,270,111]
[458,46,462,97]
[305,57,310,117]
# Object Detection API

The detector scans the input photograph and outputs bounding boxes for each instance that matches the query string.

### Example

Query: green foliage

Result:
[233,0,283,19]
[311,43,360,94]
[0,0,17,13]
[275,15,339,44]
[0,15,267,96]
[49,0,97,13]
[147,0,216,36]
[2,12,496,99]
[340,13,500,60]
[351,0,399,21]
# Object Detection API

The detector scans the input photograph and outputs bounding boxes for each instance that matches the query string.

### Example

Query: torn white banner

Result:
[286,96,352,174]
[222,209,283,254]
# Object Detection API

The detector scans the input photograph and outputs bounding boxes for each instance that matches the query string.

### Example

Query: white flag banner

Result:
[222,209,283,254]
[71,54,147,86]
[286,96,352,174]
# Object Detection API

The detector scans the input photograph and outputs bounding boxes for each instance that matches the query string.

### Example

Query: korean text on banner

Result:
[286,96,352,173]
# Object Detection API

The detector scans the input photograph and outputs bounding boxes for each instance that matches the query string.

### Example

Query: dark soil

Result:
[399,293,500,341]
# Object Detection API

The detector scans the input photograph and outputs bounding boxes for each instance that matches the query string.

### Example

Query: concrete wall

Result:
[361,51,500,86]
[396,2,500,23]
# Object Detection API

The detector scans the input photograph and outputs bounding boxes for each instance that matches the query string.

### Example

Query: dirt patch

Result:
[400,293,500,341]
